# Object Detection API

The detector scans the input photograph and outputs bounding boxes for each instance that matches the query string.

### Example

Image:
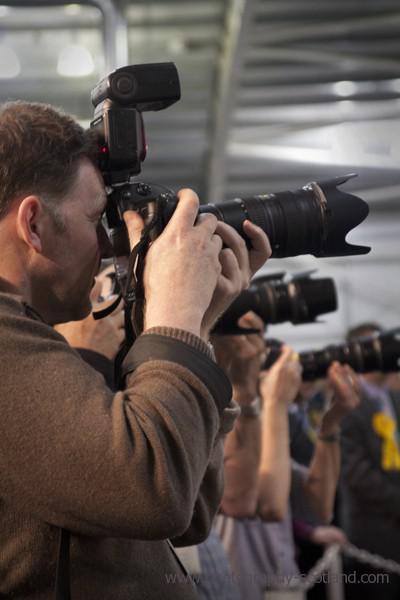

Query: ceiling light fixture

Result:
[64,4,82,16]
[0,44,20,78]
[333,80,358,97]
[57,44,94,77]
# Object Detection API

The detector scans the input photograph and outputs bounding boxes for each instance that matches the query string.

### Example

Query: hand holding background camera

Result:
[212,311,266,403]
[257,346,303,520]
[300,363,361,523]
[260,345,303,408]
[318,362,361,437]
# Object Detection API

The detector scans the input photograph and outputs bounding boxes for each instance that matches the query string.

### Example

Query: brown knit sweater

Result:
[0,292,233,599]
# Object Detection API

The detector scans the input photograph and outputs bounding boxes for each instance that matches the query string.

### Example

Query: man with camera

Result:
[0,101,270,599]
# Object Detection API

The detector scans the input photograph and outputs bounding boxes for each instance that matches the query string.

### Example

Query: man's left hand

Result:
[201,220,271,339]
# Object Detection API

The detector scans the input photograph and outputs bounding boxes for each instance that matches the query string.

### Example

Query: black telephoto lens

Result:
[198,174,370,258]
[213,271,337,335]
[99,175,371,264]
[264,328,400,380]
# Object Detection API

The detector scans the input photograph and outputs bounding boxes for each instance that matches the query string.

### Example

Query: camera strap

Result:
[55,528,71,600]
[123,235,148,336]
[113,224,154,386]
[93,294,122,319]
[96,202,164,386]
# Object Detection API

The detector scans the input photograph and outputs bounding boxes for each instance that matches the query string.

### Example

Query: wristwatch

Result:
[317,430,341,443]
[239,396,261,418]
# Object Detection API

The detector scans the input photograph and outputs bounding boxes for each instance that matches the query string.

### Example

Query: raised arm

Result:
[257,346,302,521]
[215,311,266,518]
[303,362,360,522]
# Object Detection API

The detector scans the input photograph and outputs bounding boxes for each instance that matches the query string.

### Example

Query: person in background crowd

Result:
[215,326,360,600]
[289,381,349,600]
[172,311,267,600]
[340,322,400,600]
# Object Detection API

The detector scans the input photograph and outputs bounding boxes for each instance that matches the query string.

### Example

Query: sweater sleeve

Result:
[0,295,232,539]
[172,398,239,545]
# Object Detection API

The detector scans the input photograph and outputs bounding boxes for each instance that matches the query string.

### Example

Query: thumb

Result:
[123,210,145,250]
[275,344,294,365]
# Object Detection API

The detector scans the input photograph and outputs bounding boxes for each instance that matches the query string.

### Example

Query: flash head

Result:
[91,62,181,112]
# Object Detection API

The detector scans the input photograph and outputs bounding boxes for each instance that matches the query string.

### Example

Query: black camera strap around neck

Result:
[55,528,71,600]
[113,222,154,387]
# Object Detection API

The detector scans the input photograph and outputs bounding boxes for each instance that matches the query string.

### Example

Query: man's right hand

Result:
[124,189,223,337]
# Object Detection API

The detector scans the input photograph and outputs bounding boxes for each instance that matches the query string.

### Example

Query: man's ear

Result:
[16,195,45,253]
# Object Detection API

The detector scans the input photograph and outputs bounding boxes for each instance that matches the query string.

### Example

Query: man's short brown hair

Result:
[0,101,98,220]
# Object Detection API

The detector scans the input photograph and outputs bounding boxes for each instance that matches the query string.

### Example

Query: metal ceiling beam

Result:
[254,0,400,18]
[245,46,400,73]
[251,12,400,45]
[0,16,100,30]
[204,0,255,203]
[126,1,222,23]
[99,0,128,71]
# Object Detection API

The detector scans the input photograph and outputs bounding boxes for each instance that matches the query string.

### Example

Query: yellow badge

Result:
[372,412,400,470]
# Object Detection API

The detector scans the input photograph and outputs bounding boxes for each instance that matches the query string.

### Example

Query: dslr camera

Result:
[90,62,371,297]
[264,328,400,380]
[213,270,337,334]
